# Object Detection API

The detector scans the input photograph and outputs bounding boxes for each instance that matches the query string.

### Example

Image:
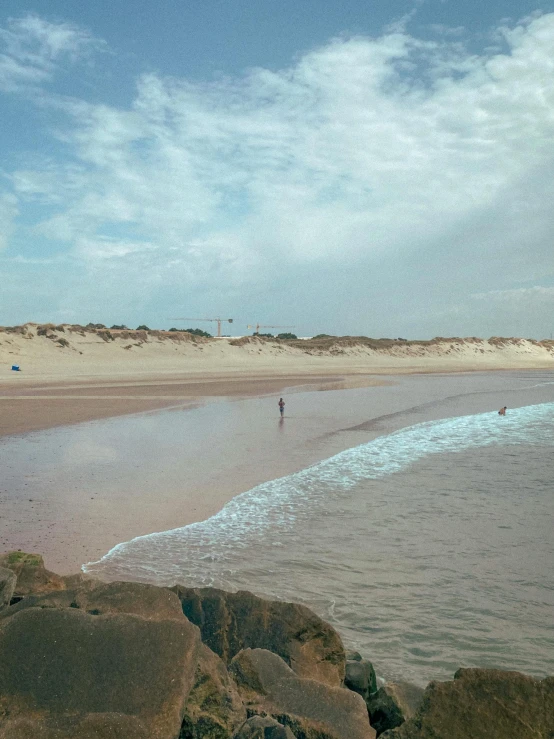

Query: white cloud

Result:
[0,14,106,91]
[472,286,554,304]
[2,12,554,334]
[0,53,49,90]
[73,236,156,261]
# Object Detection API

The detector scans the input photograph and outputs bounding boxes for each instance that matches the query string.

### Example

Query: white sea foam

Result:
[83,402,554,582]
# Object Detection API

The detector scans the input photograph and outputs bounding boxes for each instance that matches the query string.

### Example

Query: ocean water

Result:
[84,398,554,686]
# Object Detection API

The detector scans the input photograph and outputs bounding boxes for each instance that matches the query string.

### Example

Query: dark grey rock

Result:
[345,658,378,700]
[367,682,423,736]
[234,715,297,738]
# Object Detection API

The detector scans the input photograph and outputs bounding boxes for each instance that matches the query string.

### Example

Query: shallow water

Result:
[81,373,554,685]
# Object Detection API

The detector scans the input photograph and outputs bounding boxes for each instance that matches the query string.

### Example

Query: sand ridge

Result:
[1,324,553,381]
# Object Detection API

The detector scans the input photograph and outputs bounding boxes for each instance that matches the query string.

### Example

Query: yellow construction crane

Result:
[247,323,296,335]
[169,317,234,338]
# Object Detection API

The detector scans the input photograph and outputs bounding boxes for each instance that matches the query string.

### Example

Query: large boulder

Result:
[0,580,266,737]
[0,586,202,738]
[234,715,297,738]
[381,668,554,739]
[0,579,186,622]
[0,567,16,608]
[229,648,375,739]
[0,551,65,599]
[72,579,187,619]
[180,642,247,738]
[366,682,423,736]
[172,586,346,687]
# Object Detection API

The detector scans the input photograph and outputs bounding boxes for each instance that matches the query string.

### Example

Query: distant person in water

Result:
[498,406,507,416]
[278,398,285,417]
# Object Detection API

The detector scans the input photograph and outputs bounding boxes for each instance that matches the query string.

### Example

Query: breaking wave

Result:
[83,402,554,583]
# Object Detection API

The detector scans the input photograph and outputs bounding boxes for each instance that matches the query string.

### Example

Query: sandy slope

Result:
[1,324,553,383]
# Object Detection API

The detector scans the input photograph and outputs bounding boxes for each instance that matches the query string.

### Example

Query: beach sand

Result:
[1,327,552,438]
[1,326,553,574]
[0,372,383,438]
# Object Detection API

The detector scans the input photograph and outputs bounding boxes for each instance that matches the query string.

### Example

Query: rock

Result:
[0,579,186,623]
[234,715,297,738]
[345,650,363,661]
[180,642,247,738]
[0,579,256,737]
[0,551,65,598]
[345,658,378,701]
[172,586,346,687]
[61,571,97,589]
[366,682,423,736]
[0,587,82,621]
[382,683,423,720]
[381,668,554,739]
[79,580,187,619]
[0,598,201,738]
[0,713,150,738]
[230,648,375,739]
[0,567,16,608]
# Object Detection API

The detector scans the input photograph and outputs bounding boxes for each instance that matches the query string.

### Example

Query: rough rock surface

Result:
[0,586,201,738]
[0,579,186,622]
[173,586,346,687]
[345,657,378,701]
[0,551,65,598]
[367,682,423,736]
[381,668,554,739]
[234,715,297,738]
[229,648,375,739]
[180,642,247,738]
[0,567,16,608]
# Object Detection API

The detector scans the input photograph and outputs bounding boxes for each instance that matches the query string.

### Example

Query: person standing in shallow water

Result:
[278,398,285,417]
[498,406,507,416]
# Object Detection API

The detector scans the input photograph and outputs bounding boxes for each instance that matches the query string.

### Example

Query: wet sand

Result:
[0,372,385,438]
[2,369,554,575]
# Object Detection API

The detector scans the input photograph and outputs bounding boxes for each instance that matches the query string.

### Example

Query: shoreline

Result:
[1,361,552,440]
[2,367,554,576]
[0,371,388,439]
[0,370,391,573]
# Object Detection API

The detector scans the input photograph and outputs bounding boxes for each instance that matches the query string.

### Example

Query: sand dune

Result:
[1,324,553,382]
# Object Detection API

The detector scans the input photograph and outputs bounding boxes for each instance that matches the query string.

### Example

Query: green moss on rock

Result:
[6,552,43,567]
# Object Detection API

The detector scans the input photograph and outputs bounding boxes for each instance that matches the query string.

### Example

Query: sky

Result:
[1,1,554,339]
